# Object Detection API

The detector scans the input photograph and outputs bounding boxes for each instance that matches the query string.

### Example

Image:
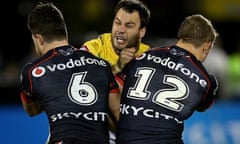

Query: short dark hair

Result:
[114,0,150,28]
[27,2,67,42]
[177,14,218,47]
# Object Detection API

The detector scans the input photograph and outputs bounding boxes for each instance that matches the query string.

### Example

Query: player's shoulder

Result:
[147,45,171,53]
[84,33,111,45]
[21,47,60,72]
[96,33,111,46]
[138,42,150,53]
[20,56,45,77]
[79,48,112,66]
[82,33,113,54]
[98,33,111,39]
[21,62,33,74]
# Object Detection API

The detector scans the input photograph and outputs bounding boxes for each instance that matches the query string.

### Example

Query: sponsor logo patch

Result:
[32,66,46,77]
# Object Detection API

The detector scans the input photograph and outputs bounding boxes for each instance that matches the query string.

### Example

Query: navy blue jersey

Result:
[20,46,119,144]
[115,46,218,144]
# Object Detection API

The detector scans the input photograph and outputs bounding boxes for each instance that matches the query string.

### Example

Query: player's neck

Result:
[176,40,201,61]
[43,39,69,54]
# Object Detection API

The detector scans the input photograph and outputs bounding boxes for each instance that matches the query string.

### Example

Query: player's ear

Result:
[139,27,146,39]
[32,34,44,46]
[203,41,212,55]
[200,41,212,62]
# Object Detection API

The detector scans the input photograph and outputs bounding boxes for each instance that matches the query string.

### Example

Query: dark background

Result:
[1,0,240,104]
[1,2,239,144]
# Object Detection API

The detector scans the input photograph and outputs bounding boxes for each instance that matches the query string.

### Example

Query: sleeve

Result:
[115,72,125,88]
[196,74,218,112]
[109,79,120,94]
[106,63,120,94]
[20,64,36,103]
[114,59,133,87]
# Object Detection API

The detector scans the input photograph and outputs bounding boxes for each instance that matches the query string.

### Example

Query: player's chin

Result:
[114,43,126,51]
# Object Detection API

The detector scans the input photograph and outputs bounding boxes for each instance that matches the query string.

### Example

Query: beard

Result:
[112,32,141,54]
[126,36,139,48]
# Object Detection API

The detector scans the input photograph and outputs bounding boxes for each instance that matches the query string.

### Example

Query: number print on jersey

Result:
[153,75,189,111]
[128,67,155,100]
[127,67,189,112]
[68,72,98,106]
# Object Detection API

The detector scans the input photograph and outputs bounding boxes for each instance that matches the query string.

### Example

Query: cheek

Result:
[111,25,116,32]
[127,31,140,41]
[126,35,139,47]
[111,23,120,33]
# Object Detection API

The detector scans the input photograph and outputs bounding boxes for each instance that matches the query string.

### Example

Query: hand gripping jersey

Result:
[83,33,150,66]
[115,46,218,144]
[20,46,119,144]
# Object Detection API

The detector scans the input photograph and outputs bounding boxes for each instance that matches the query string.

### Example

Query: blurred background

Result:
[0,0,240,143]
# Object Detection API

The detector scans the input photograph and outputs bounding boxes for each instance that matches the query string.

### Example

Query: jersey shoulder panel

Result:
[83,33,112,55]
[137,42,150,56]
[83,33,118,65]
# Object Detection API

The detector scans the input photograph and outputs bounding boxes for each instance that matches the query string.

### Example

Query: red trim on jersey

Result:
[28,50,57,92]
[189,57,211,96]
[115,74,124,87]
[110,87,120,93]
[20,92,32,103]
[188,56,214,108]
[79,45,89,52]
[148,46,171,52]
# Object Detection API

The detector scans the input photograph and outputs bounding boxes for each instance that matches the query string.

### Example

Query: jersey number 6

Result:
[68,72,98,106]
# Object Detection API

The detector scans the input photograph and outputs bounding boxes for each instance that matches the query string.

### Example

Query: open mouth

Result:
[116,35,126,44]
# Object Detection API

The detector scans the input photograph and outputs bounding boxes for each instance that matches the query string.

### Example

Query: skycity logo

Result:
[50,111,108,122]
[120,104,183,124]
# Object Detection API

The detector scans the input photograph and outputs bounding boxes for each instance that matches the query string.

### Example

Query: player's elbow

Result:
[196,106,208,112]
[27,109,42,117]
[23,102,43,116]
[196,99,215,112]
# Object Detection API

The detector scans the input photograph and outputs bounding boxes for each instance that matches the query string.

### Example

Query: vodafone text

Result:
[47,56,107,72]
[137,53,207,88]
[32,56,107,77]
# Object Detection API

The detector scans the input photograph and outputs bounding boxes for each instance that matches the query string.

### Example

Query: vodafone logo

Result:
[135,53,146,60]
[32,66,46,77]
[29,57,107,78]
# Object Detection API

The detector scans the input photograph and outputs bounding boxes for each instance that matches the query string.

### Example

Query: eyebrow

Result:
[115,17,136,25]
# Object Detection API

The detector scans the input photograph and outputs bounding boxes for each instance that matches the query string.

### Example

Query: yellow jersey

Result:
[83,33,150,66]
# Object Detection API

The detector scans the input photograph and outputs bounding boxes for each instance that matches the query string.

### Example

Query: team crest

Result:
[32,66,46,77]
